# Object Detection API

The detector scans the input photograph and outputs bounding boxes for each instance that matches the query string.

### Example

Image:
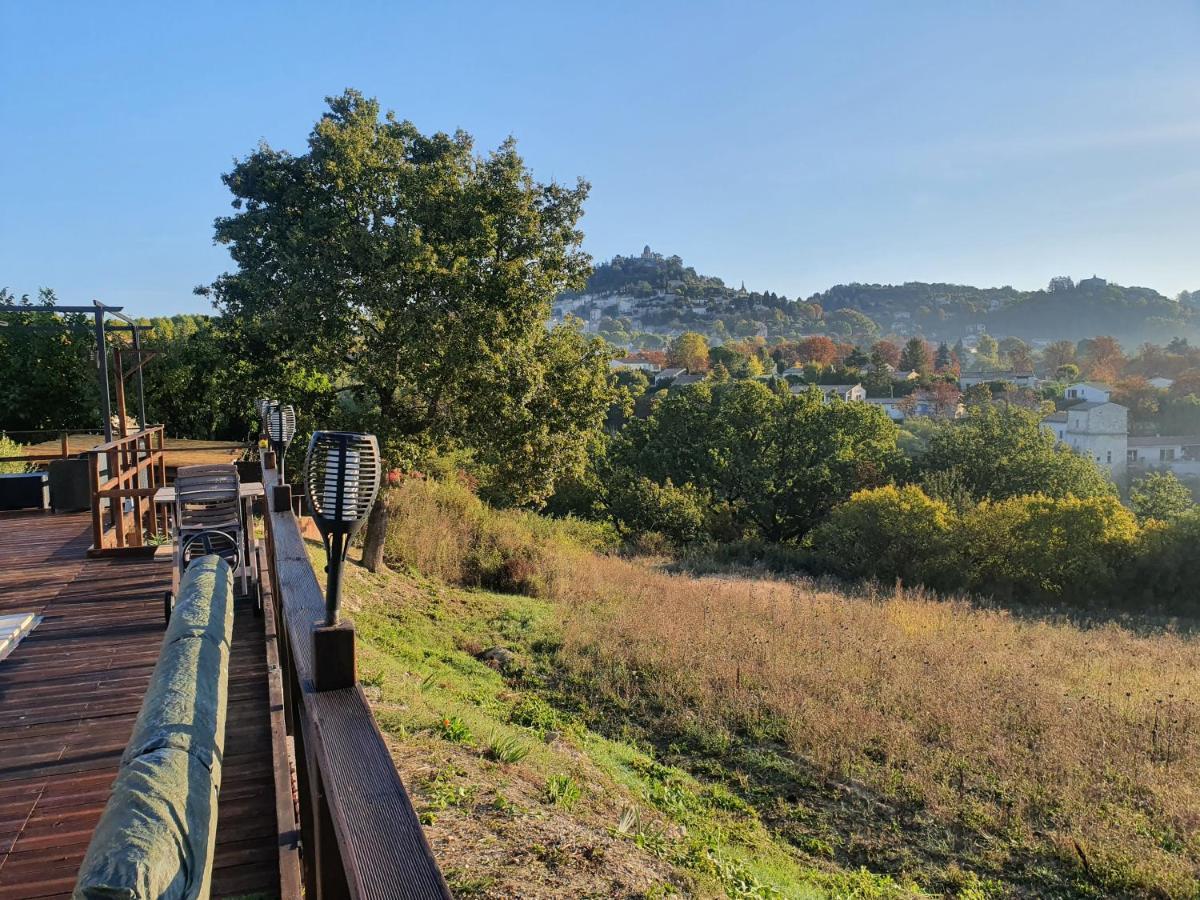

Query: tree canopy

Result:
[201,89,615,505]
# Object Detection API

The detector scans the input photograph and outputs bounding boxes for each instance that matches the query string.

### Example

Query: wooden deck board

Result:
[0,511,281,898]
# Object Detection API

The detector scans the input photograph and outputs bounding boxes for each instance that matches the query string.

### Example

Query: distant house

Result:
[1063,401,1128,479]
[1126,435,1200,476]
[1043,410,1068,443]
[798,383,866,403]
[959,370,1038,390]
[1064,382,1111,404]
[609,357,660,374]
[866,397,905,422]
[654,367,686,386]
[1148,377,1175,391]
[670,371,707,389]
[892,369,920,382]
[781,366,806,378]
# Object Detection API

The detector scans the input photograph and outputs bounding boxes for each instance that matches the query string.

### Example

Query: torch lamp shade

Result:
[303,431,382,626]
[304,432,381,526]
[267,404,298,478]
[267,405,296,444]
[257,399,277,433]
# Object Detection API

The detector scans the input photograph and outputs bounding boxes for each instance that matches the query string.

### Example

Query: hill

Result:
[343,476,1200,898]
[556,250,1200,346]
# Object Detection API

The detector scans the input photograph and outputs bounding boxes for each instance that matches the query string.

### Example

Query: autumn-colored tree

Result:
[1081,335,1125,379]
[667,332,710,371]
[1110,376,1162,423]
[870,340,901,368]
[1169,368,1200,397]
[796,335,838,366]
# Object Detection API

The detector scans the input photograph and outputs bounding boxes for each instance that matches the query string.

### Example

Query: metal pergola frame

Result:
[0,300,153,443]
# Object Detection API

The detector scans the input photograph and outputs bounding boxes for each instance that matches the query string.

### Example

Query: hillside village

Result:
[555,247,1200,347]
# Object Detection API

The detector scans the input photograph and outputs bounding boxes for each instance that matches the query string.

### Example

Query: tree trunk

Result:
[361,495,390,572]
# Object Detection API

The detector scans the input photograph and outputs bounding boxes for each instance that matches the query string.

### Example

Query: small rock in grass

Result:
[478,646,516,669]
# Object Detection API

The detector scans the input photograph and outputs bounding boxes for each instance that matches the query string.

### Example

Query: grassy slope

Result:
[338,549,925,900]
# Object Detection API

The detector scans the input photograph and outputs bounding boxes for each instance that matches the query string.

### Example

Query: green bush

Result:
[1129,470,1194,523]
[0,434,28,475]
[1121,510,1200,615]
[807,485,957,589]
[960,494,1139,606]
[605,470,709,546]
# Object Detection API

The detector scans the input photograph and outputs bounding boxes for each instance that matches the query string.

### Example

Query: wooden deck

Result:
[0,511,283,898]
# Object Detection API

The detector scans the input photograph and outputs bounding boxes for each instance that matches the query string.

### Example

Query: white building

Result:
[866,397,905,421]
[1064,401,1128,479]
[797,383,866,403]
[1127,435,1200,477]
[1043,410,1068,443]
[1064,382,1111,403]
[609,357,660,374]
[1148,377,1175,391]
[959,370,1038,389]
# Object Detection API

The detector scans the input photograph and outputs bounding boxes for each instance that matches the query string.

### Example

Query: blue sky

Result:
[2,1,1198,316]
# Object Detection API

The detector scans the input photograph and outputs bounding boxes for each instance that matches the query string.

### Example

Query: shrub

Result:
[0,434,28,475]
[1122,509,1200,615]
[508,695,561,734]
[1129,470,1194,523]
[960,493,1139,606]
[544,774,582,809]
[485,732,530,764]
[917,405,1116,502]
[807,485,957,589]
[605,470,709,546]
[435,715,474,744]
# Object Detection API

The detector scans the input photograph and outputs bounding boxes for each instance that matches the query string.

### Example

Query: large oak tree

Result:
[201,90,616,564]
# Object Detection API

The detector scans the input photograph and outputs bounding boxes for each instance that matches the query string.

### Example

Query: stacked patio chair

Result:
[165,464,257,620]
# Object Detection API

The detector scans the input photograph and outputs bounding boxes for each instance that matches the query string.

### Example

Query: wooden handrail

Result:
[86,426,167,556]
[260,461,450,900]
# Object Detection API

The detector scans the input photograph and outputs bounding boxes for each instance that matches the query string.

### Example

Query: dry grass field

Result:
[556,555,1200,896]
[379,477,1200,896]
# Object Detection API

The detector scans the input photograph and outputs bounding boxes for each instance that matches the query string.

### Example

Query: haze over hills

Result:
[554,246,1200,348]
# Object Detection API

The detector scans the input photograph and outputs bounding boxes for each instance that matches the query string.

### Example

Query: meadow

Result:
[368,476,1200,897]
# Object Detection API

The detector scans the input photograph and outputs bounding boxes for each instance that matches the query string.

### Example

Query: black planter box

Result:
[0,473,47,511]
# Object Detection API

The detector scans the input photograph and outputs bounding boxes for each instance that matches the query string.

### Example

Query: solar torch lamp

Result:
[266,404,297,479]
[304,431,382,628]
[257,399,277,436]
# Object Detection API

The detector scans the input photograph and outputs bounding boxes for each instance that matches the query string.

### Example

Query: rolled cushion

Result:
[163,555,234,650]
[74,555,233,900]
[73,748,219,900]
[121,557,233,775]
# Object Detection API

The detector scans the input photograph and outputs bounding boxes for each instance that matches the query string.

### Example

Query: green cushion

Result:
[74,555,234,899]
[163,555,234,650]
[121,556,233,775]
[73,748,219,900]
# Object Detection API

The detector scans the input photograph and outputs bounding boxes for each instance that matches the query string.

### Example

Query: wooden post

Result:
[89,452,103,551]
[313,624,356,692]
[59,431,69,459]
[113,347,129,439]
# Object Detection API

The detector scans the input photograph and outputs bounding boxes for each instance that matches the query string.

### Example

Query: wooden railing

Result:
[86,426,168,555]
[260,460,451,900]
